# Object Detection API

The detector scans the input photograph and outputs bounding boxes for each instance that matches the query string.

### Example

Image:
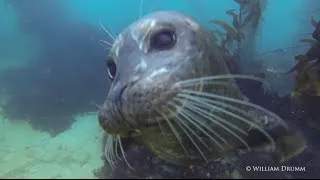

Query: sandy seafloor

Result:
[0,101,105,178]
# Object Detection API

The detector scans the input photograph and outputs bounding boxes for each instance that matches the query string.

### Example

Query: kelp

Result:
[236,0,263,29]
[289,55,320,97]
[210,29,225,42]
[209,8,246,50]
[209,0,267,75]
[286,55,309,74]
[289,15,320,97]
[226,9,237,16]
[293,60,320,96]
[210,19,244,42]
[291,62,320,97]
[226,9,242,30]
[210,19,242,56]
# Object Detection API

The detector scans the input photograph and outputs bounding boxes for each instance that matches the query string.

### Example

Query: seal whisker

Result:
[99,20,116,41]
[177,74,268,88]
[178,92,276,151]
[99,40,113,47]
[89,102,103,111]
[157,109,191,157]
[115,137,121,160]
[178,97,248,136]
[181,89,288,130]
[169,101,226,150]
[104,134,116,168]
[167,106,209,162]
[187,93,269,132]
[117,135,135,171]
[191,81,234,89]
[94,103,103,110]
[107,26,117,39]
[111,136,118,162]
[106,135,114,167]
[197,96,251,119]
[173,97,246,148]
[104,137,110,165]
[154,110,166,138]
[168,103,211,149]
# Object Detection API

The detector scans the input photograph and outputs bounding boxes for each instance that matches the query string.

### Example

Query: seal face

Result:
[99,11,228,136]
[98,11,306,166]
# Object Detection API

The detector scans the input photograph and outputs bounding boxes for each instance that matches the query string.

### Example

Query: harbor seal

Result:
[98,11,306,178]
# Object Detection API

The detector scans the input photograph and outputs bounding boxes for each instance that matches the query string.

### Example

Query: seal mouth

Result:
[98,103,170,138]
[99,79,182,138]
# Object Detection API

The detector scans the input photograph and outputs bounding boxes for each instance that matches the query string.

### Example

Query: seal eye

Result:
[106,57,117,80]
[150,29,176,51]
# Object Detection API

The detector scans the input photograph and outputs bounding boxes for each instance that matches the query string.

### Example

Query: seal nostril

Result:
[98,109,118,135]
[119,85,127,98]
[108,85,128,105]
[118,85,127,106]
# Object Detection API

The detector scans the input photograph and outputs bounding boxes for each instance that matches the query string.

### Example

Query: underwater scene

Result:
[1,0,320,178]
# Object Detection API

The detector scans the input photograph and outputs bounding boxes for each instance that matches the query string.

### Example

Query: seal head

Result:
[98,11,306,166]
[99,11,229,137]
